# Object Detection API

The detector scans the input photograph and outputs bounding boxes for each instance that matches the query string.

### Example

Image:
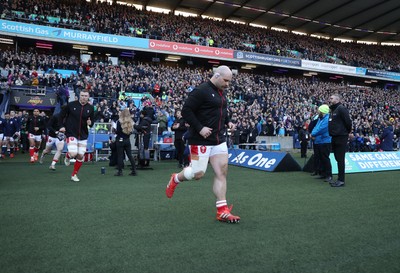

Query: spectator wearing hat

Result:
[311,104,332,183]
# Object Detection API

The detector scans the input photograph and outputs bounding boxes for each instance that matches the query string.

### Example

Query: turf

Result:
[0,153,399,273]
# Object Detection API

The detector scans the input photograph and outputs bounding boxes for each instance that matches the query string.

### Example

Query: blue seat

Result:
[94,142,103,149]
[162,131,172,137]
[271,143,281,151]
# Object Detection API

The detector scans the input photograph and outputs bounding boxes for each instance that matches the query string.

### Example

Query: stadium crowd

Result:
[1,47,399,155]
[2,0,400,72]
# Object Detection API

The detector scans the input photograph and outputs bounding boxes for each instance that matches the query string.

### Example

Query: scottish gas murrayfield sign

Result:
[0,19,148,48]
[331,152,400,174]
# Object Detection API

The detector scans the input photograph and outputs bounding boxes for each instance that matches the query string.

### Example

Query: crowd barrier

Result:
[256,136,295,152]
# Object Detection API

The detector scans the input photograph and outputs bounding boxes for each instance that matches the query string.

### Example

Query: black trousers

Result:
[331,135,348,182]
[20,132,29,152]
[316,143,332,177]
[313,143,321,174]
[116,138,136,172]
[142,134,150,150]
[174,139,185,165]
[300,140,308,157]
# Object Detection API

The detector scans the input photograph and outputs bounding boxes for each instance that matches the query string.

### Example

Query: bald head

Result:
[214,65,232,77]
[211,65,232,90]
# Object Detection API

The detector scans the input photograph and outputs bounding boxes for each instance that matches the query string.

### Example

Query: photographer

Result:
[134,109,153,167]
[102,105,112,123]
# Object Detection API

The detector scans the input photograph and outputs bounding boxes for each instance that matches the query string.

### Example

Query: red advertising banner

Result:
[149,40,234,59]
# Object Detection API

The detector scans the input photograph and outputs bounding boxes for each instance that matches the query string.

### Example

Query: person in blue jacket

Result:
[311,104,332,183]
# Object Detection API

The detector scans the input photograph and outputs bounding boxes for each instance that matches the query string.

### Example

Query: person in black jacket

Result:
[298,124,309,158]
[328,94,352,187]
[238,120,250,149]
[248,120,258,150]
[114,108,137,176]
[165,65,240,224]
[59,90,95,182]
[26,108,46,163]
[171,109,188,168]
[39,113,65,170]
[265,118,275,136]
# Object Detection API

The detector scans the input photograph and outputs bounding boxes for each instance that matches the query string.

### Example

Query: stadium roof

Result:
[125,0,400,44]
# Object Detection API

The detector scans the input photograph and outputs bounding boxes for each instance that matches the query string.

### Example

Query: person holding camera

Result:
[134,109,153,167]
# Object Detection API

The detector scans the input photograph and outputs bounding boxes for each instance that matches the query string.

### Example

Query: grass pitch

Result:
[0,153,399,273]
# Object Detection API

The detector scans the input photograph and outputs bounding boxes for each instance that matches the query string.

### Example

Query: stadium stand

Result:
[1,0,400,71]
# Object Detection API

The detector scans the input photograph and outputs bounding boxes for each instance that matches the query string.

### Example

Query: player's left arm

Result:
[87,106,95,127]
[225,106,235,130]
[89,106,94,127]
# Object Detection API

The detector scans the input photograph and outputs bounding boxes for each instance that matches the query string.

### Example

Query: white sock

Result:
[216,200,227,208]
[174,174,181,183]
